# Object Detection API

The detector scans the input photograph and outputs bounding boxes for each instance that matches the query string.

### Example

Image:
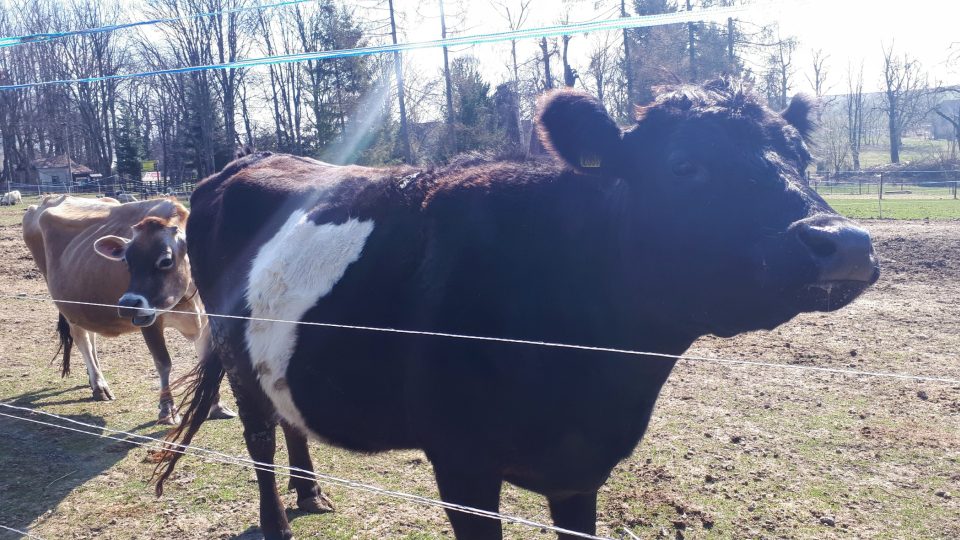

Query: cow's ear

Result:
[536,89,623,174]
[170,226,186,251]
[782,94,816,141]
[93,235,130,261]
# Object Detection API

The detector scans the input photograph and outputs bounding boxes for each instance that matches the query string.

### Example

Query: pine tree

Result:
[450,56,495,154]
[115,108,145,183]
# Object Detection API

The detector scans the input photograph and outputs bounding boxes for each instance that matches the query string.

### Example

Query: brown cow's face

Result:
[536,80,879,338]
[94,218,192,327]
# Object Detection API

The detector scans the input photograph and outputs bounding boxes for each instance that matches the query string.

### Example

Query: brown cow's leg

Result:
[432,461,504,540]
[227,373,293,540]
[141,324,179,424]
[280,421,335,514]
[70,324,114,401]
[548,492,598,540]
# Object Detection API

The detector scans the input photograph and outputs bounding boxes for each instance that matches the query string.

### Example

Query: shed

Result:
[32,155,95,187]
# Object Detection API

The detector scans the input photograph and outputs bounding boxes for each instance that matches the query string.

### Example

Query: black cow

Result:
[158,80,879,539]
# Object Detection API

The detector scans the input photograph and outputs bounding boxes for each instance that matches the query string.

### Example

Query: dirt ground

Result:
[0,211,958,540]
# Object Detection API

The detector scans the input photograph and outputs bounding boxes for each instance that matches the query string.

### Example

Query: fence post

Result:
[879,173,884,200]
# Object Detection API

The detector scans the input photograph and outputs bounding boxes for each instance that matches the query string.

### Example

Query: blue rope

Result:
[0,0,317,48]
[0,4,746,91]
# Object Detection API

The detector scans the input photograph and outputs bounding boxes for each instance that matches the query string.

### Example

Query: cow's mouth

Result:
[131,312,157,327]
[801,272,878,312]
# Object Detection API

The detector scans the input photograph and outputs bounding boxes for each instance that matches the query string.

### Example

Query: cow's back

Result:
[23,195,117,279]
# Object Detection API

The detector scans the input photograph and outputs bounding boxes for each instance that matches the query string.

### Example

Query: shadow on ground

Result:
[0,386,164,540]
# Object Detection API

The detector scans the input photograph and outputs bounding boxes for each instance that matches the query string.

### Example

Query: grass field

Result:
[823,198,960,220]
[0,201,958,539]
[856,137,954,169]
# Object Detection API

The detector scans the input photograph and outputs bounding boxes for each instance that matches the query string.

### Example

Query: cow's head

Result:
[537,79,879,339]
[93,201,192,327]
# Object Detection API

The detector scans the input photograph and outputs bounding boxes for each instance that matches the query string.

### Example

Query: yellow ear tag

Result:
[580,152,602,168]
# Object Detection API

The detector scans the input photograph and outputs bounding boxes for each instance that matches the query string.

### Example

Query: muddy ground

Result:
[0,214,957,540]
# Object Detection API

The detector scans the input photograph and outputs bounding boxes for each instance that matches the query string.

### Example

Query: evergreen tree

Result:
[304,1,374,155]
[115,108,145,183]
[450,56,496,154]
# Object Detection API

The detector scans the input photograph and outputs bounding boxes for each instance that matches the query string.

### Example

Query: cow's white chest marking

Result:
[245,210,374,434]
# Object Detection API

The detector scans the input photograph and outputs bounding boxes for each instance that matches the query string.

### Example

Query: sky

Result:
[401,0,960,96]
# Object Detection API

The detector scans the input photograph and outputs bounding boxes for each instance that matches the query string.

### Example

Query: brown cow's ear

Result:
[536,89,623,174]
[782,94,816,141]
[93,235,130,261]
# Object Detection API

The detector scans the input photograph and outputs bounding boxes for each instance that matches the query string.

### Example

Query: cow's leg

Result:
[227,373,292,540]
[70,324,113,401]
[432,461,503,540]
[185,324,237,420]
[140,324,179,424]
[548,492,598,540]
[279,421,334,514]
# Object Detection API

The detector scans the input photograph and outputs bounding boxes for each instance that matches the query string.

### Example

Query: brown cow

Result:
[23,195,234,424]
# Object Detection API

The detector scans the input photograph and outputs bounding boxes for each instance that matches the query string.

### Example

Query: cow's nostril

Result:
[118,294,146,309]
[797,226,837,258]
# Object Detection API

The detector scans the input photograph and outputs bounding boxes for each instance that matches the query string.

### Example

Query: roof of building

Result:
[32,155,94,175]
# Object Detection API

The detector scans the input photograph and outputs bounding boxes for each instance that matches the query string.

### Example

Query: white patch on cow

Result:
[244,210,374,434]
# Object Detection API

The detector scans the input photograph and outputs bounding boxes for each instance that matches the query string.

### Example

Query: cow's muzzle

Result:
[118,293,157,327]
[790,215,880,311]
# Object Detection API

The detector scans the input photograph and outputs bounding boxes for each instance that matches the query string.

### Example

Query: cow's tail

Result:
[153,349,225,496]
[54,313,73,377]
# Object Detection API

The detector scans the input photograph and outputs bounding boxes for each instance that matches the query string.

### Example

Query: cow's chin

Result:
[796,280,873,313]
[132,312,157,327]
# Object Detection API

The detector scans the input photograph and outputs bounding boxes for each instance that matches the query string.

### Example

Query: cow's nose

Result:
[792,216,879,284]
[118,294,145,309]
[117,293,150,319]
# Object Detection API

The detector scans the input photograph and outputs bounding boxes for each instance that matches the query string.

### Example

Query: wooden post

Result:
[877,173,883,219]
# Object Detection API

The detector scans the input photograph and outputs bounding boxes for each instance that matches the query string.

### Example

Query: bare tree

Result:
[845,62,866,170]
[934,91,960,159]
[620,0,634,107]
[584,31,618,109]
[880,43,932,163]
[206,0,254,149]
[491,0,530,150]
[438,0,456,152]
[539,37,555,91]
[761,31,796,109]
[805,48,835,123]
[387,0,412,163]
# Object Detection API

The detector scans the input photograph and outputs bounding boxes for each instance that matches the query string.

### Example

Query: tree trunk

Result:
[727,17,734,65]
[621,0,634,106]
[388,0,412,163]
[888,100,900,163]
[561,35,576,87]
[686,0,696,81]
[439,0,456,153]
[540,38,553,90]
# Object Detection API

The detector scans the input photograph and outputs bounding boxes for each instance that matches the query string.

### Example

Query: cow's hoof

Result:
[93,387,115,401]
[208,403,238,420]
[298,493,335,514]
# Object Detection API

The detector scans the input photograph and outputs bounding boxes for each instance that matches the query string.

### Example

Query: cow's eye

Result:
[671,161,698,178]
[157,257,174,270]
